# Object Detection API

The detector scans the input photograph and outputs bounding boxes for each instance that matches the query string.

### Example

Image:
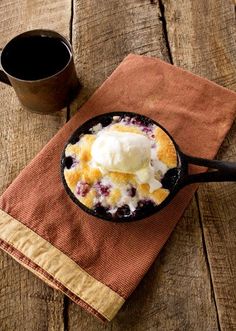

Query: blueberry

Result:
[64,156,73,169]
[95,181,111,196]
[94,203,108,215]
[76,182,90,197]
[127,186,136,197]
[130,117,142,126]
[136,200,156,212]
[142,126,152,134]
[123,116,131,123]
[115,205,131,218]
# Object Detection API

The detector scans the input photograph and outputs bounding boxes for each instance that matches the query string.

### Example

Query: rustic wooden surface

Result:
[0,0,235,330]
[0,1,69,330]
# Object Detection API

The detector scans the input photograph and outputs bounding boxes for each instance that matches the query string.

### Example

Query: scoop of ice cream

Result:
[91,131,151,173]
[91,130,164,192]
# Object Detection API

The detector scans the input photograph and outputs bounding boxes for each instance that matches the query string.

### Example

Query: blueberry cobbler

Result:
[63,114,178,220]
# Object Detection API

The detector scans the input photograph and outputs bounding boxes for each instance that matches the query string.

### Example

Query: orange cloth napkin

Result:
[0,54,236,322]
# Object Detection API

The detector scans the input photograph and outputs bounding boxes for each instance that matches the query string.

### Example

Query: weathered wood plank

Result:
[70,0,170,113]
[163,0,236,330]
[164,0,236,89]
[67,1,219,330]
[0,253,65,331]
[0,0,72,329]
[198,123,236,331]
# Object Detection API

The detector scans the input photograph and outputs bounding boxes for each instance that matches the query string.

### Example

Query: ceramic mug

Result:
[0,29,79,114]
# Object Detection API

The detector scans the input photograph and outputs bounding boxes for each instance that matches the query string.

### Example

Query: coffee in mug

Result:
[0,29,79,114]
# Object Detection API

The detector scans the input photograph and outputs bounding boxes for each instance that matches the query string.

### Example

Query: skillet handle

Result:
[181,153,236,186]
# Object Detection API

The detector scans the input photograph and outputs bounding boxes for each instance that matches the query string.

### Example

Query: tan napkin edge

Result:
[0,241,108,322]
[0,209,125,321]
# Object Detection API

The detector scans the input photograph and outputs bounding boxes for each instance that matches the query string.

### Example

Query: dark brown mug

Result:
[0,29,79,114]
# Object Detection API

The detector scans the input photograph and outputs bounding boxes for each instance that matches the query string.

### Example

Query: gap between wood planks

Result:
[195,192,222,331]
[64,3,73,330]
[158,0,173,64]
[64,1,221,329]
[66,0,74,122]
[63,296,70,331]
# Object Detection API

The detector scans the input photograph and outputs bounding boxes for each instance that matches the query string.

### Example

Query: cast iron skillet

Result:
[61,111,236,222]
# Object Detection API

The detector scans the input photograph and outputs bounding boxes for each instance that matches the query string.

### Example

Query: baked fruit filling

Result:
[63,114,178,219]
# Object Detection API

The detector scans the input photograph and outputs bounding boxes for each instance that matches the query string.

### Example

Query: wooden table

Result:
[0,1,235,330]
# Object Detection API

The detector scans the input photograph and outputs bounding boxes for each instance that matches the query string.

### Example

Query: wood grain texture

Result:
[198,128,236,331]
[0,0,71,330]
[163,0,236,89]
[0,253,64,331]
[70,0,170,113]
[67,1,219,330]
[163,0,236,330]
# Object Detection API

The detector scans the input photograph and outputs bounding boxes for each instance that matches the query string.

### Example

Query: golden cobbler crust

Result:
[79,189,97,209]
[64,168,82,190]
[107,188,122,206]
[109,124,143,134]
[151,188,170,204]
[154,127,177,168]
[64,166,101,192]
[108,172,135,184]
[65,144,81,156]
[138,184,169,204]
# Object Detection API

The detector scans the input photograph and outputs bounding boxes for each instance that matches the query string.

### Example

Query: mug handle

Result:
[0,49,12,85]
[180,153,236,186]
